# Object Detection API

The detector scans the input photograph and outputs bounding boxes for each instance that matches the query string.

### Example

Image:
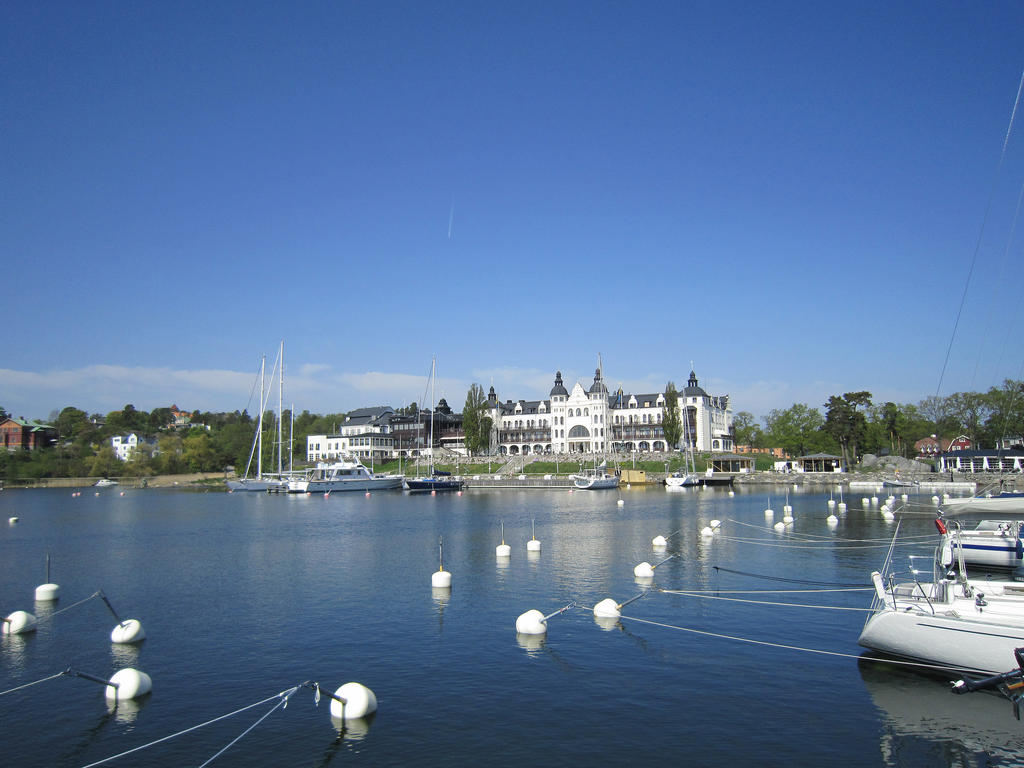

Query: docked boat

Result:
[93,478,118,487]
[858,522,1024,675]
[572,466,620,490]
[302,457,403,493]
[942,517,1024,569]
[226,343,289,493]
[664,471,699,489]
[405,471,464,493]
[942,488,1024,514]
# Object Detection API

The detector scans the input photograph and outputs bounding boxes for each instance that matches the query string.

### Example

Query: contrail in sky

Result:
[448,199,455,240]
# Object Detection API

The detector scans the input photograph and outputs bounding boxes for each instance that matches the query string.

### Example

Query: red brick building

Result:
[0,417,58,450]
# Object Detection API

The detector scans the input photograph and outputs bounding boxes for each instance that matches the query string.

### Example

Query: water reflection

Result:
[860,660,1024,766]
[515,632,545,655]
[110,641,141,667]
[330,713,374,740]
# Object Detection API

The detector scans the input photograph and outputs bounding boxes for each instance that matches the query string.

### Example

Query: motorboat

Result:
[572,468,620,490]
[303,457,403,493]
[93,478,118,487]
[942,517,1024,569]
[858,521,1024,674]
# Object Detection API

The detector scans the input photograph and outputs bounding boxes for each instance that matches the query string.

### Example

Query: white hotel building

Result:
[486,369,733,456]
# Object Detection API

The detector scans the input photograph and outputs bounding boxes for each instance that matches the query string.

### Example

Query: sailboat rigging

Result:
[406,357,464,492]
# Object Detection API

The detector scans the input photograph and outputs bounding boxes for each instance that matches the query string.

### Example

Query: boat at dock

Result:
[298,457,403,493]
[405,470,464,492]
[858,521,1024,674]
[572,463,619,490]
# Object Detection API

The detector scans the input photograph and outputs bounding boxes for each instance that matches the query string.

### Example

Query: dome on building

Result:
[589,368,608,395]
[550,371,569,397]
[683,370,707,397]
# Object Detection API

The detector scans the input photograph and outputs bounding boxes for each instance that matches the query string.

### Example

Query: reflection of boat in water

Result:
[860,660,1024,766]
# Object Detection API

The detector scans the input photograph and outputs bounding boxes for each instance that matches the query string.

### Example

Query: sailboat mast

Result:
[430,356,436,473]
[277,340,284,477]
[257,354,265,480]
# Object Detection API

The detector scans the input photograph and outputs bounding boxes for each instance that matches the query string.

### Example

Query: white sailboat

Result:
[665,398,700,489]
[572,357,619,490]
[226,342,288,492]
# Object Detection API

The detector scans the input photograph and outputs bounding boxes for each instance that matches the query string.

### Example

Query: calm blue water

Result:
[2,485,1022,767]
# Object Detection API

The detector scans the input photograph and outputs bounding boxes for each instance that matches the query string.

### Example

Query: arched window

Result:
[568,425,590,438]
[576,408,581,417]
[584,408,589,416]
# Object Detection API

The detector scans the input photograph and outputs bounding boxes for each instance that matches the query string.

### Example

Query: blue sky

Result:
[3,2,1023,424]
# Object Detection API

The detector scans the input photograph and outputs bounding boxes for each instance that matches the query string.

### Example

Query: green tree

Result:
[183,432,218,471]
[87,445,121,478]
[731,410,761,449]
[945,391,991,447]
[823,391,872,467]
[662,382,682,449]
[764,404,825,457]
[463,384,489,455]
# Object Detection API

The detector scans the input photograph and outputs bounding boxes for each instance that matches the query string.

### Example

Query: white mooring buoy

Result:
[35,554,60,602]
[496,521,511,558]
[593,590,646,620]
[98,592,145,644]
[431,536,452,589]
[826,514,838,528]
[516,602,574,636]
[773,521,786,532]
[527,519,541,552]
[634,554,674,579]
[652,534,667,548]
[2,610,37,635]
[329,682,378,720]
[8,516,18,524]
[105,668,153,701]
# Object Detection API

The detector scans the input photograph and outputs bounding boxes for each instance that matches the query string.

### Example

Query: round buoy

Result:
[728,490,735,496]
[709,519,721,530]
[783,505,793,514]
[527,538,541,552]
[827,499,836,508]
[365,492,371,498]
[111,619,146,644]
[8,516,18,524]
[700,526,714,537]
[901,493,909,502]
[652,534,667,548]
[764,508,774,518]
[105,668,152,701]
[35,583,60,602]
[95,492,100,497]
[862,497,870,507]
[870,496,879,506]
[633,561,655,578]
[119,491,125,496]
[431,569,451,588]
[617,499,624,507]
[515,609,547,635]
[826,514,838,527]
[593,598,621,618]
[837,502,847,512]
[330,682,377,720]
[882,509,895,521]
[773,521,786,532]
[457,490,462,496]
[932,495,940,504]
[496,542,511,558]
[782,514,794,524]
[3,610,37,635]
[431,490,436,496]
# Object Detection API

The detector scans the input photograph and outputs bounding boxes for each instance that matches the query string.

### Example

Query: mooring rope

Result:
[196,687,299,768]
[41,591,101,619]
[711,566,870,587]
[0,670,67,697]
[611,611,989,676]
[78,688,298,768]
[724,517,935,544]
[662,586,873,595]
[658,589,876,612]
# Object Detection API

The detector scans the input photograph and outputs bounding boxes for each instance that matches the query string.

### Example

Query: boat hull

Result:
[405,478,464,492]
[858,608,1024,675]
[573,474,619,490]
[307,476,404,493]
[226,478,286,492]
[944,495,1024,514]
[665,474,700,488]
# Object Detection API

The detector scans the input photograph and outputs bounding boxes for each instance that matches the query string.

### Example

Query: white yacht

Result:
[300,457,403,493]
